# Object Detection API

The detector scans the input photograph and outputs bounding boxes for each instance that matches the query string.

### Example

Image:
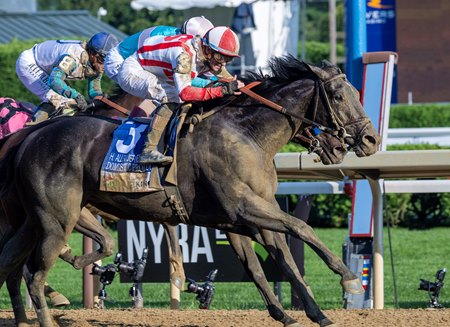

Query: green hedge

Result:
[0,39,117,104]
[390,103,450,128]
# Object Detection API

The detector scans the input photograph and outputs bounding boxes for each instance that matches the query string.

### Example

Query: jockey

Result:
[105,16,219,83]
[117,26,244,165]
[16,32,119,122]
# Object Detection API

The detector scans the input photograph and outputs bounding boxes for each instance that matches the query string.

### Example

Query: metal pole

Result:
[83,236,94,308]
[345,0,366,89]
[300,0,306,60]
[368,177,384,309]
[329,0,337,64]
[290,195,312,309]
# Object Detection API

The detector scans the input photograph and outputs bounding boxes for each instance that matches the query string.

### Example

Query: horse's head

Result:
[303,61,380,158]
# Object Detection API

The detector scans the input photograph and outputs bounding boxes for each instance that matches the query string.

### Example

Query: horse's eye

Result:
[334,94,343,102]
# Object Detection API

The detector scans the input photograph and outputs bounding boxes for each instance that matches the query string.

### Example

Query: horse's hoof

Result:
[341,278,365,294]
[48,291,71,307]
[284,322,301,327]
[319,318,337,327]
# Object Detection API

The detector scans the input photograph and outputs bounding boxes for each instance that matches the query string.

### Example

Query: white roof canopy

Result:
[130,0,299,73]
[131,0,249,10]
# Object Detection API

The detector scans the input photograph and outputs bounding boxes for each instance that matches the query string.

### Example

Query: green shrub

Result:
[298,41,345,65]
[390,103,450,128]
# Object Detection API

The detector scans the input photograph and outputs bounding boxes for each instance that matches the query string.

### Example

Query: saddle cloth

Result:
[99,109,185,193]
[0,97,35,139]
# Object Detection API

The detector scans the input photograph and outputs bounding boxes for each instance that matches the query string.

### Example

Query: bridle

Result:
[239,72,358,155]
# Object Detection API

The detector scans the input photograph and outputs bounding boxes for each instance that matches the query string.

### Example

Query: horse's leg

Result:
[7,265,29,327]
[226,232,299,327]
[258,229,334,327]
[0,220,37,288]
[24,179,83,326]
[0,225,29,326]
[26,227,71,327]
[163,223,185,290]
[59,207,115,269]
[230,191,363,294]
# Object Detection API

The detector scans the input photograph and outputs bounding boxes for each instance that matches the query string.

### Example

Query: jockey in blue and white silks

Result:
[16,32,118,122]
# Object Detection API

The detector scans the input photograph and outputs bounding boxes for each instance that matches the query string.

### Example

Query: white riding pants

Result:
[16,48,74,109]
[117,54,179,102]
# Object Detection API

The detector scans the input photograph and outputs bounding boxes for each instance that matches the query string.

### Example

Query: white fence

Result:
[387,127,450,146]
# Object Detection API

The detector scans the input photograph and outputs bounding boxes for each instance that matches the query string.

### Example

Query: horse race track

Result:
[0,308,450,326]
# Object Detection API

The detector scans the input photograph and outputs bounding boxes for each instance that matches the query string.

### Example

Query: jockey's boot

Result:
[33,102,56,123]
[139,104,174,165]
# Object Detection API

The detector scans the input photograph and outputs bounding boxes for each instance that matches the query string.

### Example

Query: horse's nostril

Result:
[363,135,378,145]
[333,146,346,155]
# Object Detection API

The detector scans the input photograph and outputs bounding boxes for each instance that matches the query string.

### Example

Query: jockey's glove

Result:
[222,80,240,95]
[75,94,88,112]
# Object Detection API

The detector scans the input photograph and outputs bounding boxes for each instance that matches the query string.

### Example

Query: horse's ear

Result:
[321,59,333,67]
[304,62,326,80]
[321,60,343,75]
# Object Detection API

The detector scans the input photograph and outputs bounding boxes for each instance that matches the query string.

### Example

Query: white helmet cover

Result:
[182,16,214,38]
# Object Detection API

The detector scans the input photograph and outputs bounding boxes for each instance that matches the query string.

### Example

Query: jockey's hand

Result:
[75,94,88,112]
[222,80,241,95]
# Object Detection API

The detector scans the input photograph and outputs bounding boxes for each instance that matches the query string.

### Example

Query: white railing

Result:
[387,127,450,146]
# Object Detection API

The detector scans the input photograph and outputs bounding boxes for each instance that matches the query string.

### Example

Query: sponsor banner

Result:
[118,198,289,282]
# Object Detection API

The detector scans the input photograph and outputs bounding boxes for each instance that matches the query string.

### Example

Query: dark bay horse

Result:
[0,57,378,326]
[0,96,350,327]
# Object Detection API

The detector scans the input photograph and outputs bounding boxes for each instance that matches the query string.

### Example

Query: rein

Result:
[240,74,347,136]
[93,96,130,116]
[240,73,350,155]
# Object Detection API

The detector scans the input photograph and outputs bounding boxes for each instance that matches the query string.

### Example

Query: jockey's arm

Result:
[191,76,218,88]
[87,74,103,99]
[173,53,231,102]
[176,73,224,101]
[48,55,82,99]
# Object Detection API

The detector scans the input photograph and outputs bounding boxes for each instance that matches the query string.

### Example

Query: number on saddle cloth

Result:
[0,97,35,139]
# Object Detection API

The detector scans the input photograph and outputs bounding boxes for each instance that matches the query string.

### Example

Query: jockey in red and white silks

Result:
[117,26,243,104]
[105,16,214,84]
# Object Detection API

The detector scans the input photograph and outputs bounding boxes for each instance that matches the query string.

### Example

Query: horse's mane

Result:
[242,55,319,88]
[200,55,323,111]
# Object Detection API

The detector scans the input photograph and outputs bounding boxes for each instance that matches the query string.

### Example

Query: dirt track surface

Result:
[1,308,450,326]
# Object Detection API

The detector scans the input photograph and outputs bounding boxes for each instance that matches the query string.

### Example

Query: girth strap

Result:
[163,185,189,225]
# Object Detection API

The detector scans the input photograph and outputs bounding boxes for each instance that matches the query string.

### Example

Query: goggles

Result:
[96,54,105,64]
[211,51,233,64]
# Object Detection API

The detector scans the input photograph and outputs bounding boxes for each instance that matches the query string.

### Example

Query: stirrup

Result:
[139,150,173,165]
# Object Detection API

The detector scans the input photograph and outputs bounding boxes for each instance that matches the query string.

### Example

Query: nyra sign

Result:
[117,220,284,283]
